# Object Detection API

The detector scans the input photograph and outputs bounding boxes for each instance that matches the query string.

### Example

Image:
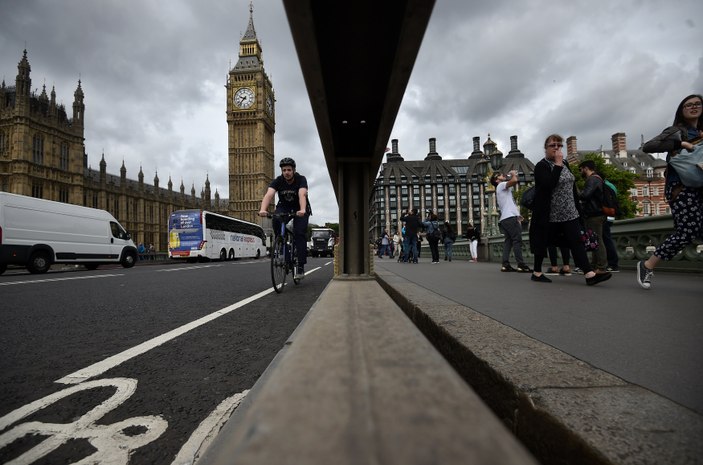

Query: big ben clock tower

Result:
[227,3,275,224]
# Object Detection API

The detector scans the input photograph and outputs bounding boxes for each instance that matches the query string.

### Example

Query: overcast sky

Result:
[1,0,701,225]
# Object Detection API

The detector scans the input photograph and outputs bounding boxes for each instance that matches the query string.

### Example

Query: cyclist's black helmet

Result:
[279,157,296,168]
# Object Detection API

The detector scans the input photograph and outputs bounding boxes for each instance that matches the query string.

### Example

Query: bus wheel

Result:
[28,251,51,274]
[228,249,235,260]
[121,251,137,268]
[256,249,261,259]
[220,249,227,261]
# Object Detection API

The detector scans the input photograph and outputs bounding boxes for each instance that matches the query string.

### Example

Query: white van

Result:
[0,192,138,275]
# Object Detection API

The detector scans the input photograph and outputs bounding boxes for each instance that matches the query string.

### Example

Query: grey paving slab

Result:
[375,260,703,465]
[374,258,703,414]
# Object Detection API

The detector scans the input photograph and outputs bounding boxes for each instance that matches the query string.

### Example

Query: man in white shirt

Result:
[490,170,531,273]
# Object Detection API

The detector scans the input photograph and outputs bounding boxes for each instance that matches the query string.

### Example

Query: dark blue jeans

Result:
[273,212,308,266]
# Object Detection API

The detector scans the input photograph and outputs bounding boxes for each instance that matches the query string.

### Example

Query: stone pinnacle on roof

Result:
[242,2,257,42]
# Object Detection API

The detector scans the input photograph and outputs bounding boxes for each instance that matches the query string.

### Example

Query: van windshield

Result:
[311,230,332,238]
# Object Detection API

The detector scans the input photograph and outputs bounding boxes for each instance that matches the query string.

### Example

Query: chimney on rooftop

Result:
[566,136,579,164]
[612,132,627,158]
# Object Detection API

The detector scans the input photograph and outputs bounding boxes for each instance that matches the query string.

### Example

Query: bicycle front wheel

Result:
[271,235,287,293]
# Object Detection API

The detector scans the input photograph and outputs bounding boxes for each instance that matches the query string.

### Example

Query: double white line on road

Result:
[55,265,324,385]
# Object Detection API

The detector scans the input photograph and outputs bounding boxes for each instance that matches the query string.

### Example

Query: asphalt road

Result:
[375,257,703,415]
[0,257,334,464]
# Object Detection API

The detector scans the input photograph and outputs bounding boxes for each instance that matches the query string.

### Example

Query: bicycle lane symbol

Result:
[0,377,167,465]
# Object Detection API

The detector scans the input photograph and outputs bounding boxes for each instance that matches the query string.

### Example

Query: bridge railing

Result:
[451,215,702,272]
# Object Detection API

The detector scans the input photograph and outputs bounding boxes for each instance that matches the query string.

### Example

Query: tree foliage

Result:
[515,153,638,219]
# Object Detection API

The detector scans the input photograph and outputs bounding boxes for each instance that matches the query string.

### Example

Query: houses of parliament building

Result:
[0,7,275,251]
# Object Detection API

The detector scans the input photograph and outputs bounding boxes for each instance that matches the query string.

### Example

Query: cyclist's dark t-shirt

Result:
[269,173,308,213]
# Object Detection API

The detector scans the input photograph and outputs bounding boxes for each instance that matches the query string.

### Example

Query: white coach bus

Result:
[168,209,267,261]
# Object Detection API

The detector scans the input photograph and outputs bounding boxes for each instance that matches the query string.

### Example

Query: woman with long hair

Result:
[638,94,703,289]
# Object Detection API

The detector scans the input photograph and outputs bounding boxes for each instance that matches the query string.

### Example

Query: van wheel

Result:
[228,250,235,260]
[85,264,100,270]
[0,263,6,275]
[220,249,227,261]
[121,251,137,268]
[28,251,51,274]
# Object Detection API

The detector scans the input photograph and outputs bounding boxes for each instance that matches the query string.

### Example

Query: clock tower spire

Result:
[227,2,275,225]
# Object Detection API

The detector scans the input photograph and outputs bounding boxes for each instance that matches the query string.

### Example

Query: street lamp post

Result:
[646,165,653,216]
[488,153,502,237]
[474,159,489,254]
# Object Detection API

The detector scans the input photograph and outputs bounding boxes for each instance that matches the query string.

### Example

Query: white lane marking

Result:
[170,390,249,465]
[56,266,323,385]
[157,264,223,272]
[0,274,124,286]
[0,378,168,465]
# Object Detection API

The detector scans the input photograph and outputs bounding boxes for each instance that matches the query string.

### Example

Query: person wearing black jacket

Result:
[528,134,611,285]
[578,160,607,273]
[638,94,703,289]
[399,208,421,263]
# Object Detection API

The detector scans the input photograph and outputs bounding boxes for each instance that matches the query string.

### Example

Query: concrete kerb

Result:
[375,268,703,465]
[201,278,539,465]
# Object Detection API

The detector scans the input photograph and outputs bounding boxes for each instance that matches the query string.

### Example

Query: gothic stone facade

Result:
[0,50,218,252]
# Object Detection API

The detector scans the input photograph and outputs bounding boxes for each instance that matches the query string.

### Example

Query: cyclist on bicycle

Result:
[259,157,310,278]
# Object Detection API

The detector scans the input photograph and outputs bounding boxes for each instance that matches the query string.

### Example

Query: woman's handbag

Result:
[579,223,599,252]
[668,143,703,188]
[520,185,536,210]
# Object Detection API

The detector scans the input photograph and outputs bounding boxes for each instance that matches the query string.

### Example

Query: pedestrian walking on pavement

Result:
[464,223,480,262]
[422,212,442,263]
[602,178,620,272]
[490,170,531,273]
[399,209,421,263]
[442,221,456,261]
[638,94,703,289]
[528,134,611,285]
[578,160,608,273]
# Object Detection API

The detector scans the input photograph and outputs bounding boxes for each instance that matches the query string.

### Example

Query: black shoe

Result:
[586,272,612,286]
[531,273,552,283]
[636,261,652,289]
[517,263,532,273]
[501,264,516,272]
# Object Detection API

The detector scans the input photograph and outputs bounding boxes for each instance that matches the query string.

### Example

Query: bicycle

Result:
[268,212,302,293]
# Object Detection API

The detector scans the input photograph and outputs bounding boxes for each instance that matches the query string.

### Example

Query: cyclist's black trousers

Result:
[273,211,309,266]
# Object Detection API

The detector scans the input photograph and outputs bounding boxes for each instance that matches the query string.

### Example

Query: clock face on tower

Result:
[266,95,274,116]
[234,87,255,109]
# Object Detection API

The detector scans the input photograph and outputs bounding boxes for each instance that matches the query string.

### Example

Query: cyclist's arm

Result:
[297,187,308,217]
[259,187,276,217]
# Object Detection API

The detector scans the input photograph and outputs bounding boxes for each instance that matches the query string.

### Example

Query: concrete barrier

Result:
[201,278,538,464]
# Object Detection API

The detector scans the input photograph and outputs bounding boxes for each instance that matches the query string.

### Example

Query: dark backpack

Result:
[601,183,619,217]
[428,221,441,240]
